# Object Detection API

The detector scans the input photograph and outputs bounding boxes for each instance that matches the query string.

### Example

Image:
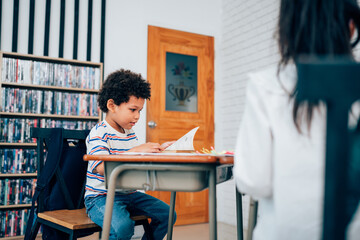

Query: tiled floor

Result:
[172,223,210,240]
[172,222,238,240]
[80,222,239,240]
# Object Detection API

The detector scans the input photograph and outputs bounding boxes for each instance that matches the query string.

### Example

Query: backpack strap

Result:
[37,128,64,189]
[24,128,64,240]
[55,138,75,210]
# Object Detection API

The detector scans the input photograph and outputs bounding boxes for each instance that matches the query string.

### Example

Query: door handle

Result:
[147,121,157,128]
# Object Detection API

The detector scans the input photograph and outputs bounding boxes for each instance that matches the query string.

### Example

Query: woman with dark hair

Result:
[233,0,360,239]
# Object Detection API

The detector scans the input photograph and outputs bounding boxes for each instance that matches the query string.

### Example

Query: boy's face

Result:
[106,96,145,133]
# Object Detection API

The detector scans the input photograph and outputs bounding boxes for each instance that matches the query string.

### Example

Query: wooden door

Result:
[146,26,214,225]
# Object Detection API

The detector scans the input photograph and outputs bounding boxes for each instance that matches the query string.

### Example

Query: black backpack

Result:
[25,128,89,240]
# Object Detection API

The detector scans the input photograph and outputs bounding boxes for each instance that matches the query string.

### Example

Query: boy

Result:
[84,69,175,240]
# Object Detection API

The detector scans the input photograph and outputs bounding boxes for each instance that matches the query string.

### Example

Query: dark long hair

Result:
[277,0,360,132]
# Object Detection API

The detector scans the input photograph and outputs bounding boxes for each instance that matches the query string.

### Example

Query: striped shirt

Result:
[84,120,138,198]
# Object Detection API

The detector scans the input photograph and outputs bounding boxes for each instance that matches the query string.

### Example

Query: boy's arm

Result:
[92,143,161,175]
[128,141,174,152]
[87,134,110,176]
[89,141,175,175]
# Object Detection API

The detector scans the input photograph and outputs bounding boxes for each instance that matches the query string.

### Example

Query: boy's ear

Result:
[107,99,116,113]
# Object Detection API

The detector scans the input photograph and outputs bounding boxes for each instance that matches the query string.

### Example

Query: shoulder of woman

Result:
[247,64,297,95]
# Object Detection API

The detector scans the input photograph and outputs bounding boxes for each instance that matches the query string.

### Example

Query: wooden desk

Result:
[84,153,237,240]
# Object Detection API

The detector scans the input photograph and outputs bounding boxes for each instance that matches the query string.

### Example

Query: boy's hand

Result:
[129,142,163,153]
[93,162,105,176]
[160,141,176,151]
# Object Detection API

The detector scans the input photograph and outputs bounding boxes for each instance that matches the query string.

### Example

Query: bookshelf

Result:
[0,51,103,238]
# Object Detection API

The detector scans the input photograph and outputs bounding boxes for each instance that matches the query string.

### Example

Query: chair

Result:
[246,198,258,240]
[297,60,360,240]
[27,127,153,240]
[235,188,258,240]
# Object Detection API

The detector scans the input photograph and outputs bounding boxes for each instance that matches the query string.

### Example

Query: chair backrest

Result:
[297,60,360,240]
[31,127,90,212]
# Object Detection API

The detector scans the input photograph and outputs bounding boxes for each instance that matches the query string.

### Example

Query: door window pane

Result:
[165,52,198,112]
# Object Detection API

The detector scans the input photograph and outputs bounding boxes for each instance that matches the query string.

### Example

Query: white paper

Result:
[165,127,199,151]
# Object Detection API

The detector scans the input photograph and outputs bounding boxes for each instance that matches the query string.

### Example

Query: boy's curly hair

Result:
[98,69,151,112]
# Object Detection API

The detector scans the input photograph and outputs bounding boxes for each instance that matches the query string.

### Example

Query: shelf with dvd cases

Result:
[0,51,103,238]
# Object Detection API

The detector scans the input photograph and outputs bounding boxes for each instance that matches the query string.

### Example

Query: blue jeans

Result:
[85,192,176,240]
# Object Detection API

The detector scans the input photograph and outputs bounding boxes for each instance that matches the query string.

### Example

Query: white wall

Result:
[217,0,280,227]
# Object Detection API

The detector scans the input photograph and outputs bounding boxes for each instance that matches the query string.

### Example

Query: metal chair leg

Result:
[28,219,41,240]
[167,191,176,240]
[246,198,258,240]
[236,189,244,240]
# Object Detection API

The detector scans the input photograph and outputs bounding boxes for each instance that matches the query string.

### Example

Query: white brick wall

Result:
[220,0,279,150]
[217,0,280,227]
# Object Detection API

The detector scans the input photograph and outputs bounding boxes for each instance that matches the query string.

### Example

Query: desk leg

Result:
[101,167,120,240]
[236,189,244,240]
[167,191,176,240]
[209,167,217,240]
